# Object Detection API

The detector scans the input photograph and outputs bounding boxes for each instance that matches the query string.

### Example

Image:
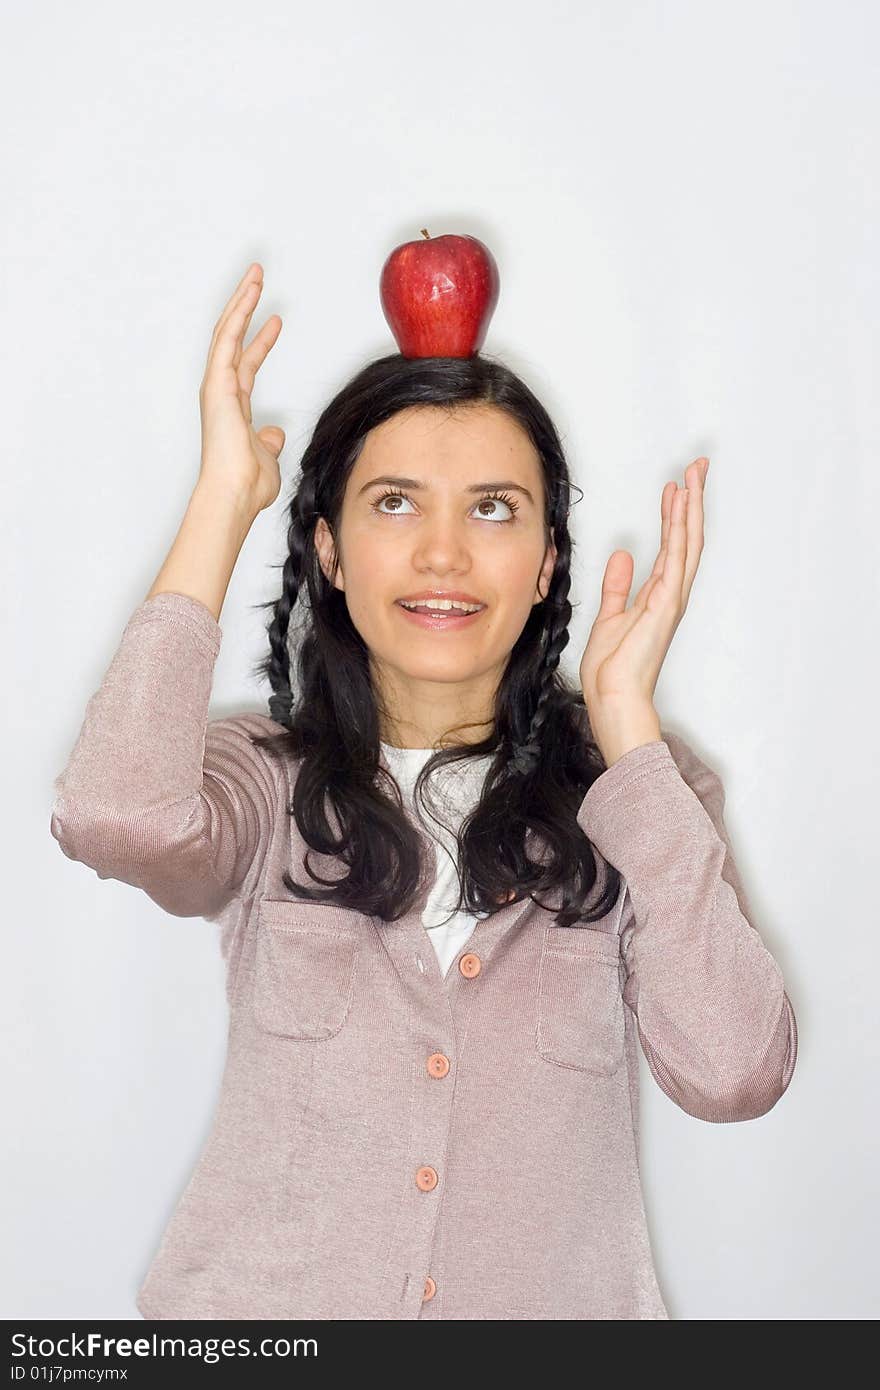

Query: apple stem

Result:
[420,228,430,239]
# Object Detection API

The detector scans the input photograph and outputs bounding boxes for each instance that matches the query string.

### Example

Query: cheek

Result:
[482,600,531,651]
[338,533,392,609]
[492,551,546,613]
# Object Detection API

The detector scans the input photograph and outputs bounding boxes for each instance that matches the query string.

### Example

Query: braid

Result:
[266,491,313,728]
[505,531,573,780]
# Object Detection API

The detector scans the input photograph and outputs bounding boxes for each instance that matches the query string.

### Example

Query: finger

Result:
[651,485,689,609]
[239,315,283,396]
[630,482,676,613]
[657,481,674,566]
[206,263,263,365]
[212,278,263,376]
[681,459,706,604]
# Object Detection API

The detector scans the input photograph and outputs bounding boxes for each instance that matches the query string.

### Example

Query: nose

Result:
[410,513,475,574]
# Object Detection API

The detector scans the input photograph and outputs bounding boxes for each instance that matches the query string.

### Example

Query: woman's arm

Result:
[49,584,282,922]
[50,264,288,922]
[578,730,798,1122]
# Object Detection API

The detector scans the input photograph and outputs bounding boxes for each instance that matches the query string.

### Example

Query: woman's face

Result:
[314,403,557,746]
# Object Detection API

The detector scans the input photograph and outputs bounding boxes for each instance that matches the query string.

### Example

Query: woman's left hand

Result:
[579,457,709,745]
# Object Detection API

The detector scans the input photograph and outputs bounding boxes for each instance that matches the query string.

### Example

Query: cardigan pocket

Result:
[535,927,626,1074]
[254,898,360,1039]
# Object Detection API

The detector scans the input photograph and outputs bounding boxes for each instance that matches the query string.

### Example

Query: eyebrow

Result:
[357,475,535,505]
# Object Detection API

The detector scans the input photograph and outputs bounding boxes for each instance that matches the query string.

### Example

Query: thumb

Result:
[257,425,286,457]
[595,550,633,621]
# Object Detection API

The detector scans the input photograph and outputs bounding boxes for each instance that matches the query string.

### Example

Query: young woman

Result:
[51,262,798,1321]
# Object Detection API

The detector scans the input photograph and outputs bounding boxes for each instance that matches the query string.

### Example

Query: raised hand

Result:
[198,262,285,513]
[579,457,709,763]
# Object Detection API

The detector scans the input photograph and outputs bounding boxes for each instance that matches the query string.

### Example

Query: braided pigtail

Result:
[250,482,316,729]
[503,525,573,780]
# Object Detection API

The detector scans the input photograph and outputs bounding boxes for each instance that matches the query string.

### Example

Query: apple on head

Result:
[379,229,500,359]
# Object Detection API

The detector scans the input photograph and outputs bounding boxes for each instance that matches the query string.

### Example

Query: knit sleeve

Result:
[576,731,798,1123]
[49,591,284,921]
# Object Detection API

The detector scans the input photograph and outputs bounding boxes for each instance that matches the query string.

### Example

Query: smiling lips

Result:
[396,589,486,614]
[395,600,486,629]
[397,597,485,615]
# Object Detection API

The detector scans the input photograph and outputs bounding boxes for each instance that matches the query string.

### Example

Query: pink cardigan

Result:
[49,591,798,1320]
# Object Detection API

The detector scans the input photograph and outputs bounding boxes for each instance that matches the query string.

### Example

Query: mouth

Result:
[395,597,487,631]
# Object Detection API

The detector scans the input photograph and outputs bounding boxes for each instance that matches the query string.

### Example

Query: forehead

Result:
[351,405,539,480]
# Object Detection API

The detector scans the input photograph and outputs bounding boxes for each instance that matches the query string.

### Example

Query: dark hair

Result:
[246,351,623,928]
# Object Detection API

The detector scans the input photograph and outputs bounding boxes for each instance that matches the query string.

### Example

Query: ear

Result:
[314,516,345,592]
[534,529,558,604]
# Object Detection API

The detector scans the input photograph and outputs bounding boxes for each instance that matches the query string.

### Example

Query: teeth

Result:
[400,599,483,613]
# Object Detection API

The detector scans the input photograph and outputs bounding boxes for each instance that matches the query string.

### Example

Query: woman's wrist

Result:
[587,701,663,767]
[145,481,260,622]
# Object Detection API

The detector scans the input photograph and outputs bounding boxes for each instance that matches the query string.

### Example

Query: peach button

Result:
[459,952,482,978]
[416,1166,438,1191]
[427,1052,450,1078]
[423,1275,437,1302]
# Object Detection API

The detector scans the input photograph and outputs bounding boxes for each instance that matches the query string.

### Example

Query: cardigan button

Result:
[427,1052,450,1078]
[416,1166,438,1191]
[459,952,482,978]
[422,1275,437,1302]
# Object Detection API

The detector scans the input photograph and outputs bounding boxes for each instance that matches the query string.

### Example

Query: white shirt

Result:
[379,741,495,978]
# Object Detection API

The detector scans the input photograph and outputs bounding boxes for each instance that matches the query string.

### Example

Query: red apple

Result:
[379,229,500,358]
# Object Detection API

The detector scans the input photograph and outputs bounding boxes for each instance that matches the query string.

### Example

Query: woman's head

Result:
[249,352,622,926]
[312,399,557,749]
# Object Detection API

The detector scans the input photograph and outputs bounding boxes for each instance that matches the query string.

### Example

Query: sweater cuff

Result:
[125,591,223,661]
[581,738,674,812]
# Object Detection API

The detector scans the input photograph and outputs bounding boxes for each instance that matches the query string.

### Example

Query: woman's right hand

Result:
[198,262,285,513]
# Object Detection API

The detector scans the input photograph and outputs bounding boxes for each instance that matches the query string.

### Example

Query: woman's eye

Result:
[371,491,517,522]
[473,496,516,521]
[373,492,417,515]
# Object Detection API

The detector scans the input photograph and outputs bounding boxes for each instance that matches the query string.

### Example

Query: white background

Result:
[3,0,877,1320]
